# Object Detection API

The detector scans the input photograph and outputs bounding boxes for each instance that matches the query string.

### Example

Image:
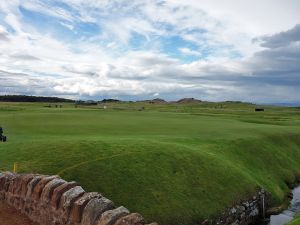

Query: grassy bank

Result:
[0,102,300,225]
[288,214,300,225]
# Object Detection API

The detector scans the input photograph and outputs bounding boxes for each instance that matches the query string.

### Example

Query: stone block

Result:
[60,186,85,214]
[26,175,45,198]
[51,181,78,209]
[33,175,59,200]
[96,206,129,225]
[81,197,114,225]
[70,192,101,223]
[41,178,66,203]
[20,174,36,197]
[113,213,145,225]
[10,174,23,195]
[0,172,16,191]
[0,172,157,225]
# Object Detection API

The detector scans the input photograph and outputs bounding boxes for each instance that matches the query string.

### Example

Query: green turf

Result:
[0,102,300,225]
[287,214,300,225]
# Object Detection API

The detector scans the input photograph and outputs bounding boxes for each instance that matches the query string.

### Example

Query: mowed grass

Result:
[0,102,300,225]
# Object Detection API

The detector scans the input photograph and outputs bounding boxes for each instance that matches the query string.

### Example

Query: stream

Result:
[269,186,300,225]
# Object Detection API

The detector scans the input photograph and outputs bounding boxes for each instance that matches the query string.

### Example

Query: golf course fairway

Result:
[0,101,300,225]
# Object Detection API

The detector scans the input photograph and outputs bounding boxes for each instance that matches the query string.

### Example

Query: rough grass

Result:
[288,214,300,225]
[0,102,300,225]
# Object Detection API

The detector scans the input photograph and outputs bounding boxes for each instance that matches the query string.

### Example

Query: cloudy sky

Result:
[0,0,300,103]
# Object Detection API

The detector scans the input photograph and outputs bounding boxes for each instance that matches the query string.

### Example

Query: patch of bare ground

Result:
[0,202,37,225]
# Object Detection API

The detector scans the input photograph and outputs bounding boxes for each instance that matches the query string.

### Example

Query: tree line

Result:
[0,95,75,103]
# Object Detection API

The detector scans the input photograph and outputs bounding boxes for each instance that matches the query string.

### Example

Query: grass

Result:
[288,214,300,225]
[0,101,300,224]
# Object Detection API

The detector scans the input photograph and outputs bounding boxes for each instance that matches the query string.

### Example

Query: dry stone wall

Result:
[0,171,273,225]
[207,188,271,225]
[0,172,157,225]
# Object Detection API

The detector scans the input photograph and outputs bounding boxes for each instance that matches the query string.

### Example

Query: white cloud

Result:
[22,1,76,22]
[167,0,300,36]
[179,48,201,56]
[0,0,299,103]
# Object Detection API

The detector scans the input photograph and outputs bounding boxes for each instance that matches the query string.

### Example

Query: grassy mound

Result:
[0,102,300,225]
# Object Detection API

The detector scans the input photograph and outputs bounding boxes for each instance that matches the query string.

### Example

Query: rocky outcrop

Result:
[0,172,156,225]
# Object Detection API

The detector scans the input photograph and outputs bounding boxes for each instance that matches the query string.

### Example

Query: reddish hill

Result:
[177,98,202,104]
[141,98,168,104]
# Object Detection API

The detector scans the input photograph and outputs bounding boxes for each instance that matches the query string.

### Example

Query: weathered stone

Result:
[69,192,101,223]
[81,197,114,225]
[0,192,4,199]
[113,213,145,225]
[0,172,158,225]
[0,173,5,190]
[240,212,245,219]
[20,174,36,197]
[230,220,239,225]
[26,175,45,198]
[226,216,234,224]
[40,178,66,203]
[243,202,250,208]
[249,208,259,217]
[0,172,16,192]
[51,181,78,209]
[9,174,22,195]
[202,188,269,225]
[33,175,59,200]
[231,207,237,214]
[97,206,130,225]
[236,206,245,213]
[12,196,22,210]
[60,186,85,213]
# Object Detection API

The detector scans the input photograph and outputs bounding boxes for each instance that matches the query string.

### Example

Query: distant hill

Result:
[0,95,75,103]
[139,98,167,104]
[176,98,202,104]
[99,99,121,103]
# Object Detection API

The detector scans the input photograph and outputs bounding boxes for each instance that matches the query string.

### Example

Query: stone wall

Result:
[0,171,273,225]
[0,172,157,225]
[204,188,271,225]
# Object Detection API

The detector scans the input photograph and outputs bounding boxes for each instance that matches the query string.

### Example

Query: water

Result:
[269,186,300,225]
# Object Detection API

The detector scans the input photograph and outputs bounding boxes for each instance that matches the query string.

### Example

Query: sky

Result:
[0,0,300,103]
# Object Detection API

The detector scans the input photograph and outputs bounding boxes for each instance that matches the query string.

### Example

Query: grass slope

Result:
[0,102,300,225]
[288,214,300,225]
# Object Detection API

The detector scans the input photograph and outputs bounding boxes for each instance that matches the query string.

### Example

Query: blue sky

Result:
[0,0,300,103]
